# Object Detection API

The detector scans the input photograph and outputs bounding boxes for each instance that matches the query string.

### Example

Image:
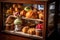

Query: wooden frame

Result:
[0,0,48,40]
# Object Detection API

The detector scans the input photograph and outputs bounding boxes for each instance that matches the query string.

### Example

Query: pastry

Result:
[37,10,44,19]
[26,10,33,18]
[22,26,29,33]
[6,7,13,15]
[26,10,37,19]
[27,28,36,35]
[20,10,26,17]
[5,15,15,24]
[32,8,38,19]
[13,4,17,8]
[5,15,15,30]
[26,8,38,19]
[14,7,19,12]
[17,4,22,8]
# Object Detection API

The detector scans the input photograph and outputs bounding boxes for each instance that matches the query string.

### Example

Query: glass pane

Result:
[48,2,55,36]
[2,3,44,38]
[58,3,60,34]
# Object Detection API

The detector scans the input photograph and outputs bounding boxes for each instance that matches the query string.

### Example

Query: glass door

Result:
[48,2,55,37]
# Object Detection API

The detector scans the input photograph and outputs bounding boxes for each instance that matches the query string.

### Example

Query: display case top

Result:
[0,0,48,2]
[0,0,48,5]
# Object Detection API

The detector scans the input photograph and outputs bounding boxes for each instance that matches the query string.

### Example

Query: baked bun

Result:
[6,15,15,24]
[20,10,26,16]
[27,28,36,35]
[26,10,33,18]
[6,7,13,15]
[26,10,37,19]
[5,15,15,30]
[13,4,17,8]
[22,26,29,33]
[38,10,44,19]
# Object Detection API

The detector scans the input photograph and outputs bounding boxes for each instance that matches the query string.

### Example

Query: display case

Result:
[0,0,56,40]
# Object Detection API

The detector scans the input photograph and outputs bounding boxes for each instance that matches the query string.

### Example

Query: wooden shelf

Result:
[8,15,44,22]
[1,30,43,40]
[22,17,44,22]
